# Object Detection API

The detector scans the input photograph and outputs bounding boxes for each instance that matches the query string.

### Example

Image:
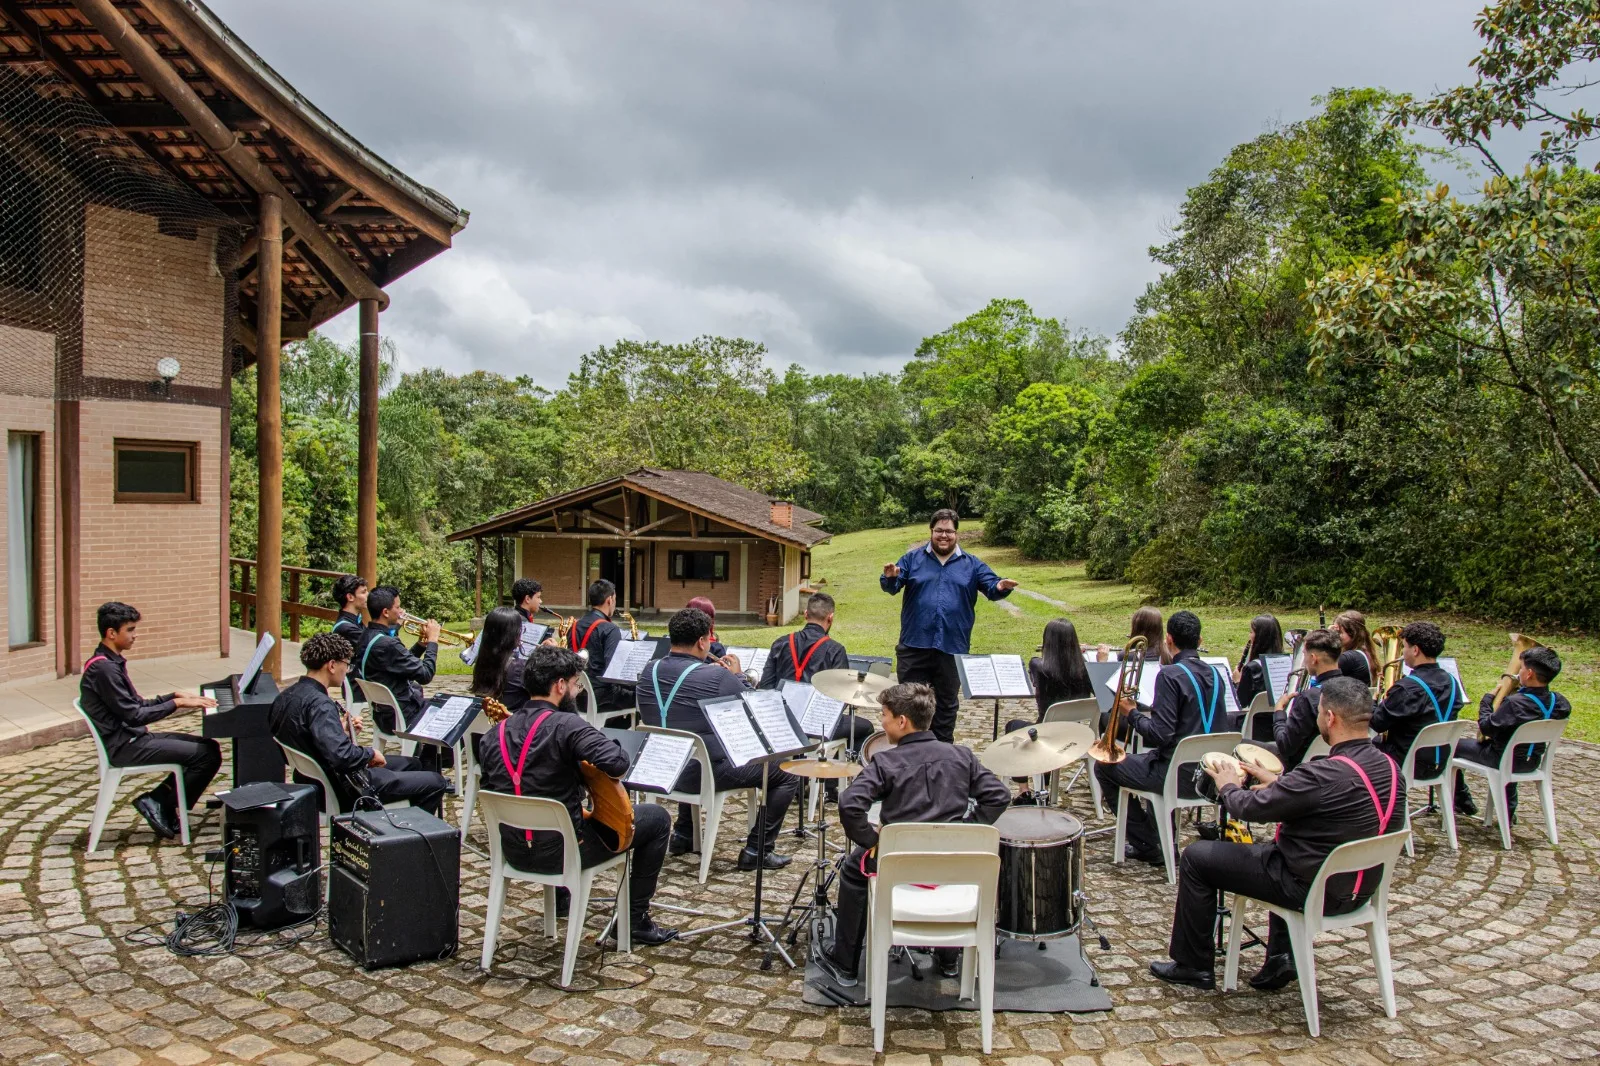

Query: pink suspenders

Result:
[1330,752,1398,898]
[496,710,553,843]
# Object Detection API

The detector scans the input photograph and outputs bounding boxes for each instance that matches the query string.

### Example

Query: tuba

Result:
[1090,635,1148,764]
[1372,625,1405,697]
[1284,630,1308,694]
[1490,633,1544,711]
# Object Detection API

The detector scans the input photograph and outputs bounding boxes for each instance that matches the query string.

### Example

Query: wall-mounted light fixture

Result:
[152,357,181,396]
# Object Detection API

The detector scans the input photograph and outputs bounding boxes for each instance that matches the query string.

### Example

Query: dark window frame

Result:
[7,431,43,650]
[113,438,198,504]
[668,548,730,584]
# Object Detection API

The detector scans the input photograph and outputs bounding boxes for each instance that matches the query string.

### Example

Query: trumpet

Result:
[398,613,471,646]
[1090,635,1148,764]
[1372,624,1405,698]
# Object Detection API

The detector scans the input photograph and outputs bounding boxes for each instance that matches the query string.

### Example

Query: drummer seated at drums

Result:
[820,682,1011,987]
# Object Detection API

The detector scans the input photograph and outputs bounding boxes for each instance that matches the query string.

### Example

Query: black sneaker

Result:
[133,793,177,840]
[1125,844,1166,867]
[1149,960,1215,990]
[815,949,858,988]
[934,947,962,978]
[737,847,791,871]
[1248,952,1297,991]
[669,833,696,856]
[1454,794,1479,817]
[629,917,679,946]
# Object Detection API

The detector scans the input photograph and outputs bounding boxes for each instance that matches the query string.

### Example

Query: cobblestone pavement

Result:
[2,692,1598,1066]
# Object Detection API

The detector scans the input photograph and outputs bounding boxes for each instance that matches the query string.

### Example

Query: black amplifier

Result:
[221,782,320,930]
[328,807,460,969]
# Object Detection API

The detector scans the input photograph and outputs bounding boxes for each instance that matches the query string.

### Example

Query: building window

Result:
[800,551,811,580]
[114,440,197,503]
[7,433,41,647]
[668,549,729,583]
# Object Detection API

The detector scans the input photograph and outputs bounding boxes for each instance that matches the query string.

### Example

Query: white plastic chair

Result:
[74,698,191,852]
[1238,691,1273,744]
[478,790,631,986]
[868,822,1000,1053]
[635,725,757,884]
[1454,718,1566,850]
[1303,734,1331,762]
[351,678,416,757]
[1041,699,1104,814]
[340,677,369,724]
[459,721,494,836]
[1113,731,1242,884]
[577,672,638,729]
[1397,719,1475,855]
[1223,830,1411,1037]
[276,741,407,828]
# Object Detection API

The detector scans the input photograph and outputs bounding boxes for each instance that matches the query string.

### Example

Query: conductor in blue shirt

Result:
[880,509,1017,742]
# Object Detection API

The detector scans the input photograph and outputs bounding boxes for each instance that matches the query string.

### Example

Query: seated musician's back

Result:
[476,646,678,945]
[1370,621,1473,813]
[818,682,1010,986]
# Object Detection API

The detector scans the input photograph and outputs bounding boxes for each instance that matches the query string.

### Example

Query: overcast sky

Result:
[211,1,1493,388]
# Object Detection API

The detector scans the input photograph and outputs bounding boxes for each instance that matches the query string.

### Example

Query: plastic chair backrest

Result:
[1404,719,1474,781]
[1304,830,1410,917]
[575,672,602,728]
[477,790,579,875]
[879,821,1000,857]
[1498,718,1566,774]
[72,699,114,773]
[876,822,1000,896]
[866,661,893,678]
[1042,699,1099,727]
[276,742,337,816]
[1246,691,1271,714]
[353,677,403,720]
[1166,731,1243,798]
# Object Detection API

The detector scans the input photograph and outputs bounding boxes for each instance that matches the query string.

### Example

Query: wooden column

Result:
[255,193,284,677]
[474,537,483,616]
[356,298,380,585]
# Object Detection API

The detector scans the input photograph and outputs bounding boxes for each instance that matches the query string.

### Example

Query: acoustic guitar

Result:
[482,695,635,852]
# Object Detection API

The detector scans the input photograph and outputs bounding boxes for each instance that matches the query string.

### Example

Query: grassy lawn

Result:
[445,522,1598,741]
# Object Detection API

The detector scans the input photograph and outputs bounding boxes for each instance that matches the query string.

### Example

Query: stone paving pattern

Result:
[2,689,1598,1066]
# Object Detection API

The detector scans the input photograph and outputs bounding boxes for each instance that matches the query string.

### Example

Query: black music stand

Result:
[955,654,1034,740]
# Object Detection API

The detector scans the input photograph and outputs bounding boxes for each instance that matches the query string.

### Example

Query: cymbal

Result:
[979,721,1095,777]
[811,668,893,709]
[780,758,863,780]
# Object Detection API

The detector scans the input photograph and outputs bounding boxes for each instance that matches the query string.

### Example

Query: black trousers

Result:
[672,759,799,850]
[112,732,220,814]
[832,712,877,748]
[1454,738,1526,814]
[1094,750,1196,855]
[1169,840,1366,970]
[503,803,671,921]
[896,645,961,743]
[367,755,451,816]
[830,845,958,974]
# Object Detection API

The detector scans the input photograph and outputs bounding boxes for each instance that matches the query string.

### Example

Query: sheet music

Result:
[722,646,761,674]
[410,695,474,742]
[1199,657,1242,715]
[1403,656,1465,696]
[960,656,1001,697]
[626,733,694,793]
[783,680,844,739]
[602,639,659,682]
[1261,654,1292,701]
[459,632,481,666]
[991,654,1032,695]
[745,689,804,752]
[240,632,274,692]
[1103,662,1160,707]
[704,698,769,767]
[519,621,549,656]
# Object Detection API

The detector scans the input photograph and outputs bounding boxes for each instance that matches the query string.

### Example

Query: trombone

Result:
[1090,635,1148,764]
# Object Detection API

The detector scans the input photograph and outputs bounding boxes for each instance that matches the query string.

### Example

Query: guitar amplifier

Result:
[328,807,460,969]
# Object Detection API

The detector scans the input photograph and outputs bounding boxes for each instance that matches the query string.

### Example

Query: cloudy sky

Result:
[212,1,1493,387]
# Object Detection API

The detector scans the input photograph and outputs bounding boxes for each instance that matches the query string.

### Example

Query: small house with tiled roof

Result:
[447,469,830,626]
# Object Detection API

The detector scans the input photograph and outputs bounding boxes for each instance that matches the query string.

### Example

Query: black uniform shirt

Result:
[1029,655,1096,720]
[477,700,629,833]
[1235,659,1269,709]
[1131,649,1234,762]
[1475,686,1571,766]
[636,651,750,762]
[1371,662,1460,763]
[269,675,372,810]
[1274,667,1342,771]
[1220,737,1402,898]
[839,731,1011,851]
[758,622,850,688]
[569,610,621,677]
[79,643,177,758]
[352,622,437,726]
[332,611,365,641]
[1338,650,1374,685]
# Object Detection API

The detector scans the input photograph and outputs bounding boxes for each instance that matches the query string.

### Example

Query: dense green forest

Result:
[231,3,1600,628]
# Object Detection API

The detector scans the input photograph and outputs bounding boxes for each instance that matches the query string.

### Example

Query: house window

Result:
[114,439,197,503]
[668,549,729,583]
[7,433,41,647]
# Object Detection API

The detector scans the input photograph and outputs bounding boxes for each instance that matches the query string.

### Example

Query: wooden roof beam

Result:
[70,0,388,310]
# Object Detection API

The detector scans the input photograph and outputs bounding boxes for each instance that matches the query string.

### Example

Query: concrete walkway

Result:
[0,629,301,756]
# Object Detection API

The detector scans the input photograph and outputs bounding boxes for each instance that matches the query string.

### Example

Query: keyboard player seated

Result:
[269,633,449,816]
[79,601,219,841]
[818,682,1010,987]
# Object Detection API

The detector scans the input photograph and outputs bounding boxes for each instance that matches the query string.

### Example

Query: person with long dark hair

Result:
[471,606,531,714]
[1130,606,1173,666]
[1232,614,1285,711]
[1005,619,1094,734]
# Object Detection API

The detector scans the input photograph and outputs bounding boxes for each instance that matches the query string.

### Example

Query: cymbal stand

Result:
[777,779,848,951]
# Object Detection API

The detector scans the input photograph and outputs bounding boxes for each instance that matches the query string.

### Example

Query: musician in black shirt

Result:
[1456,646,1570,822]
[1231,614,1284,726]
[331,574,368,641]
[79,602,218,841]
[1094,611,1232,864]
[351,585,439,734]
[269,633,448,815]
[477,647,677,945]
[510,578,544,623]
[756,592,865,748]
[469,607,533,714]
[1153,677,1403,992]
[1272,629,1343,771]
[819,682,1011,986]
[636,607,800,870]
[1370,621,1472,813]
[1331,610,1380,686]
[570,579,629,721]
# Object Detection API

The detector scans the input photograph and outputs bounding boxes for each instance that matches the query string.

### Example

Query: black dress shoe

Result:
[669,833,696,856]
[1149,960,1216,989]
[133,794,177,840]
[1126,844,1166,867]
[737,847,791,871]
[1454,795,1479,817]
[934,947,962,978]
[629,917,680,946]
[1248,952,1297,991]
[815,948,858,988]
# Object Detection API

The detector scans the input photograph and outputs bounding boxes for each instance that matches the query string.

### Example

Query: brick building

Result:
[448,469,832,626]
[0,0,466,683]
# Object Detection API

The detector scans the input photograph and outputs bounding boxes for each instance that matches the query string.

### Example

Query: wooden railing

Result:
[230,558,344,640]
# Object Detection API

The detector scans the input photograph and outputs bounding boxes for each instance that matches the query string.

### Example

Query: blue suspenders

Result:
[1176,663,1225,734]
[650,660,703,726]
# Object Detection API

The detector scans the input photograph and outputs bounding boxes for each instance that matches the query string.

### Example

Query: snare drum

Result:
[995,807,1084,940]
[860,730,894,766]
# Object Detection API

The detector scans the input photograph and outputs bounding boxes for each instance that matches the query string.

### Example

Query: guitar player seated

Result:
[477,646,678,945]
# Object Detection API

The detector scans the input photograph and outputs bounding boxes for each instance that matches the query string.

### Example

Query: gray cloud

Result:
[210,0,1492,386]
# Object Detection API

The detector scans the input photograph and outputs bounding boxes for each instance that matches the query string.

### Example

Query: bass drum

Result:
[994,806,1084,940]
[860,730,894,766]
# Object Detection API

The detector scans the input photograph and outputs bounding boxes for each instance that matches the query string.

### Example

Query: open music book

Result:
[956,653,1033,699]
[1101,658,1239,716]
[1199,657,1243,716]
[397,694,483,747]
[721,646,771,678]
[780,679,845,739]
[601,638,667,683]
[700,691,815,768]
[625,732,695,794]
